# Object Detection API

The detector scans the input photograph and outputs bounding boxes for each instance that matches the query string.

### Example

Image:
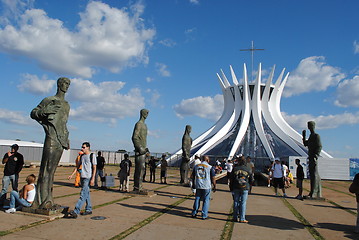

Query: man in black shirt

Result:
[95,151,106,188]
[1,144,24,204]
[295,159,304,200]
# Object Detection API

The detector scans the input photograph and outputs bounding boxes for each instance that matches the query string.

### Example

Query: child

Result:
[295,159,304,200]
[5,174,36,213]
[68,151,84,187]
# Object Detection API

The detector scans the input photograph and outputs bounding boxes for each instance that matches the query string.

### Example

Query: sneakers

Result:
[5,208,16,213]
[283,193,288,197]
[65,210,78,219]
[239,220,248,223]
[80,211,92,216]
[267,184,270,187]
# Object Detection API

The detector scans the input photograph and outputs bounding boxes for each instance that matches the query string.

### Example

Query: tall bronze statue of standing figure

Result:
[30,77,71,209]
[180,125,192,185]
[132,109,150,192]
[302,121,322,198]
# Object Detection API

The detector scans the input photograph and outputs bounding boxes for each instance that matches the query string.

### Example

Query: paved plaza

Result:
[0,165,358,240]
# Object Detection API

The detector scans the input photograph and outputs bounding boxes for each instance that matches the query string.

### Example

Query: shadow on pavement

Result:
[246,215,306,230]
[315,222,358,240]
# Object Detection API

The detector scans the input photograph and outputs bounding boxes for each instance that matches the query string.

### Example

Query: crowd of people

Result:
[2,144,359,233]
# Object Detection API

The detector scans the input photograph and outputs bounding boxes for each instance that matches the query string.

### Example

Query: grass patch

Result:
[220,206,234,240]
[281,197,325,240]
[0,219,51,237]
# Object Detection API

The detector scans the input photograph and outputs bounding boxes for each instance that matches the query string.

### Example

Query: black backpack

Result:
[233,169,249,189]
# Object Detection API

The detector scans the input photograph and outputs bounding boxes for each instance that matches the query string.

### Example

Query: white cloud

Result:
[284,56,345,97]
[189,0,200,4]
[146,77,154,83]
[0,108,34,125]
[156,63,171,77]
[0,0,34,24]
[354,40,359,54]
[145,89,161,106]
[0,1,155,78]
[335,75,359,107]
[68,78,145,124]
[159,38,176,47]
[173,94,224,121]
[184,27,197,42]
[17,74,56,95]
[282,111,359,130]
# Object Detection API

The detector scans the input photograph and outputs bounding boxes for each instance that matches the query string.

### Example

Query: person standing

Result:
[191,155,216,220]
[66,142,97,218]
[119,154,132,192]
[229,157,253,223]
[95,151,106,189]
[160,154,168,184]
[271,158,287,197]
[246,156,255,193]
[295,159,304,200]
[1,144,24,205]
[149,156,157,183]
[349,173,359,233]
[226,159,233,184]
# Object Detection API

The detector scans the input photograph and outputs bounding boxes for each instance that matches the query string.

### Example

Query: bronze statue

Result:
[132,109,150,192]
[180,125,192,185]
[30,77,70,209]
[302,121,322,198]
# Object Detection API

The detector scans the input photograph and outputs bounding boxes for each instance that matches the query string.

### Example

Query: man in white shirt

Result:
[271,158,287,197]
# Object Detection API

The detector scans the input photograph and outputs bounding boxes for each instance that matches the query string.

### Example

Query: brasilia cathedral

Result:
[171,63,332,162]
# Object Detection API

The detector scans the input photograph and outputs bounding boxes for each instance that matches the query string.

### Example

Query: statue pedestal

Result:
[128,189,156,197]
[22,205,69,216]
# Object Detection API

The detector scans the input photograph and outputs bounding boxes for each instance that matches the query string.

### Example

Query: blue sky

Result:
[0,0,359,158]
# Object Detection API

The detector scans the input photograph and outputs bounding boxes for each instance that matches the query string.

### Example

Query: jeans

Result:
[95,169,105,187]
[74,178,92,214]
[356,202,359,232]
[9,190,32,209]
[233,189,249,221]
[192,188,211,218]
[1,174,18,202]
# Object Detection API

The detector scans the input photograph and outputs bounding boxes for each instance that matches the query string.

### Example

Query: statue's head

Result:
[308,121,316,131]
[185,125,192,134]
[57,77,71,93]
[140,109,149,119]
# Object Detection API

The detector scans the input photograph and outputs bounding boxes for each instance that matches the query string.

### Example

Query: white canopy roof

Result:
[0,139,43,147]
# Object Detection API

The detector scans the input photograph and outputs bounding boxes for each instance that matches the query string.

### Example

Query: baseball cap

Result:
[11,144,19,149]
[274,157,280,162]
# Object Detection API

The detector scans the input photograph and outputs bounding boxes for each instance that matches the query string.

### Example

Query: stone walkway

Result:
[0,166,358,240]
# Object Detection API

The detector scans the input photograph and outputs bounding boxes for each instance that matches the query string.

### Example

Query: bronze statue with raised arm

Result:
[30,77,71,209]
[132,109,150,192]
[302,121,322,198]
[180,125,192,185]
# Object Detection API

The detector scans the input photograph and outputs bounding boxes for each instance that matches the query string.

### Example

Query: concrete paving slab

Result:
[231,186,314,240]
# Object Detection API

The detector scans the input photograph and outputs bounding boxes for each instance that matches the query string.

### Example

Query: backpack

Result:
[233,169,249,189]
[120,160,130,174]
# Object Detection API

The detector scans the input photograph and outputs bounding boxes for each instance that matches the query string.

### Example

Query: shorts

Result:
[296,179,303,188]
[273,177,284,189]
[161,170,167,178]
